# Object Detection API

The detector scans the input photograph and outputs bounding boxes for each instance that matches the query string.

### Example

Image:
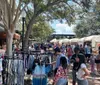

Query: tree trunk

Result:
[24,15,37,51]
[6,30,24,85]
[6,30,14,57]
[23,24,32,51]
[5,30,14,85]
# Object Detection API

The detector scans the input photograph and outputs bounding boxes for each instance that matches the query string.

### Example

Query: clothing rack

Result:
[3,54,24,85]
[13,50,53,55]
[26,51,53,85]
[2,50,53,85]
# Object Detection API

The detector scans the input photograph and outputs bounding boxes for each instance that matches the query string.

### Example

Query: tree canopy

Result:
[23,0,92,49]
[30,21,54,41]
[0,0,92,54]
[74,1,100,38]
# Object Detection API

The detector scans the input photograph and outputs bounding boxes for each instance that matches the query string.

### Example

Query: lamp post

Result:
[21,11,26,53]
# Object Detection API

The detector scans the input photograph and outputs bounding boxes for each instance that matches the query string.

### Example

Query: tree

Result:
[0,1,30,85]
[31,21,54,41]
[0,0,92,84]
[0,0,29,56]
[23,0,92,51]
[74,1,100,38]
[0,0,91,55]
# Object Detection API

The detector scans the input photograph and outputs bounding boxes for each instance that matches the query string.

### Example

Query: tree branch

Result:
[0,23,5,28]
[47,0,64,8]
[32,0,38,13]
[66,2,74,12]
[35,0,64,16]
[9,0,12,27]
[72,0,81,6]
[12,0,15,20]
[4,0,10,27]
[13,0,22,25]
[2,18,8,31]
[0,20,8,31]
[13,2,29,25]
[19,2,29,17]
[25,8,31,20]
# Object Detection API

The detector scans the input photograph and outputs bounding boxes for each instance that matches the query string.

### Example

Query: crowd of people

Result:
[25,42,100,85]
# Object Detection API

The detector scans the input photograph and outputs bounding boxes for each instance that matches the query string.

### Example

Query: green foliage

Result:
[23,0,93,40]
[74,1,100,38]
[25,0,91,26]
[30,21,54,41]
[22,0,92,49]
[75,18,100,38]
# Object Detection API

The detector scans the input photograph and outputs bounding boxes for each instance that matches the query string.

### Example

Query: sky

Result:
[50,20,76,35]
[49,1,77,35]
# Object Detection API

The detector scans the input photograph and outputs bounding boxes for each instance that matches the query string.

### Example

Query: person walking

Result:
[66,45,73,64]
[90,54,95,74]
[53,57,68,85]
[84,44,92,63]
[95,46,100,74]
[54,47,68,72]
[71,47,85,85]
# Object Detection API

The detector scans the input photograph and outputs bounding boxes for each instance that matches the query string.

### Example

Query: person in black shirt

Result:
[71,47,85,85]
[79,44,85,55]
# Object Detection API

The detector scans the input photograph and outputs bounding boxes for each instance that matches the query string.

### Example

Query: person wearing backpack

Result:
[53,57,68,85]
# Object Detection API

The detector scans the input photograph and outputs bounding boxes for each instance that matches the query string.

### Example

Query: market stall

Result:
[56,38,69,44]
[70,38,79,44]
[61,38,70,43]
[50,38,58,43]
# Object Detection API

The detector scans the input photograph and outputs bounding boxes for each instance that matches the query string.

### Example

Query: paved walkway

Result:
[47,73,100,85]
[24,64,100,85]
[47,67,100,85]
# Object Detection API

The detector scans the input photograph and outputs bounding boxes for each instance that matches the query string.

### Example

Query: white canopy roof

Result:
[84,35,100,42]
[50,38,58,43]
[70,38,79,43]
[61,38,69,43]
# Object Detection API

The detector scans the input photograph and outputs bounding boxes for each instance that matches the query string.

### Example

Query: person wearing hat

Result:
[71,47,85,85]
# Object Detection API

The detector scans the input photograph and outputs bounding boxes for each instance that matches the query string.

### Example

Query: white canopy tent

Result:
[78,37,86,45]
[84,35,100,42]
[70,38,80,43]
[61,38,70,43]
[79,37,86,42]
[56,38,70,44]
[50,38,58,43]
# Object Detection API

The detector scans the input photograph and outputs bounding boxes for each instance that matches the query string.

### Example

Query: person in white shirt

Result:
[76,57,90,85]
